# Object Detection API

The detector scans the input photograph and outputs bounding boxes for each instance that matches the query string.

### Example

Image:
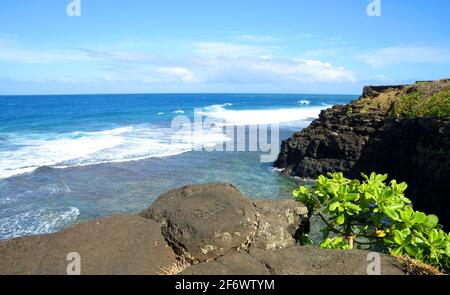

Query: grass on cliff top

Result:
[393,89,450,118]
[354,79,450,118]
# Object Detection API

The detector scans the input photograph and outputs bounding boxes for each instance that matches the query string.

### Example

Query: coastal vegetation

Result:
[393,89,450,118]
[346,79,450,117]
[293,172,450,272]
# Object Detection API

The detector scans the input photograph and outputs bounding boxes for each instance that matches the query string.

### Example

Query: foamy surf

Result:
[0,124,228,179]
[0,206,80,240]
[203,103,328,126]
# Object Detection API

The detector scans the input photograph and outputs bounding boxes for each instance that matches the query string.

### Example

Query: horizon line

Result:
[0,91,361,97]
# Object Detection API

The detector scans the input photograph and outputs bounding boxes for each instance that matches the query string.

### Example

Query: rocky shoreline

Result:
[0,183,406,275]
[275,79,450,229]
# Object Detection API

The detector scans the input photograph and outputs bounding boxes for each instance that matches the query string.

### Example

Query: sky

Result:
[0,0,449,95]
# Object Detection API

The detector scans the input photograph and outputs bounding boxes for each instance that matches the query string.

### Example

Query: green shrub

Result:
[394,90,450,118]
[293,172,450,272]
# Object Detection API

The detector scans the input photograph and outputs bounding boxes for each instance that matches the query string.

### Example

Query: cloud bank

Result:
[0,37,357,88]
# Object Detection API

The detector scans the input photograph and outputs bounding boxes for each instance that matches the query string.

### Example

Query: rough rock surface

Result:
[249,247,404,275]
[181,252,271,275]
[0,215,177,275]
[140,183,257,262]
[274,101,386,178]
[181,246,405,275]
[252,199,309,250]
[274,80,450,229]
[353,117,450,226]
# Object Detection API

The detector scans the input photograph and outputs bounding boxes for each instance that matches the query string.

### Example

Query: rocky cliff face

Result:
[274,80,450,229]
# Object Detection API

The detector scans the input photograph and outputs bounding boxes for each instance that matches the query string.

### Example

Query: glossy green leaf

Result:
[398,182,408,192]
[413,211,427,224]
[346,203,362,212]
[384,207,400,221]
[345,193,359,201]
[337,214,345,225]
[329,201,340,212]
[404,245,419,257]
[391,246,404,256]
[429,229,439,243]
[393,230,404,245]
[423,215,439,228]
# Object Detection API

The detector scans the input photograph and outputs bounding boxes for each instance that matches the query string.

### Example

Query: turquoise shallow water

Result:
[0,93,356,240]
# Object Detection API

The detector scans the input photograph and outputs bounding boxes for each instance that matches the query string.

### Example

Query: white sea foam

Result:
[269,167,285,173]
[14,183,71,200]
[0,206,80,240]
[203,103,233,112]
[38,183,71,195]
[203,103,327,126]
[298,100,311,105]
[174,110,185,114]
[0,125,228,179]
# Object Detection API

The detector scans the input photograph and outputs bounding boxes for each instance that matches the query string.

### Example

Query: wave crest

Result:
[0,124,227,179]
[203,103,327,126]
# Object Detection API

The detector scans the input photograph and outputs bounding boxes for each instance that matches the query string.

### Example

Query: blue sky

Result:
[0,0,449,95]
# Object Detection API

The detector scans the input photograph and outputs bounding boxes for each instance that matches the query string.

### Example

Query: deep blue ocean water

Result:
[0,93,356,240]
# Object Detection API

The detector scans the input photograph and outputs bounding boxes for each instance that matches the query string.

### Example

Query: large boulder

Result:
[181,246,406,275]
[0,215,177,275]
[252,199,308,250]
[140,183,257,262]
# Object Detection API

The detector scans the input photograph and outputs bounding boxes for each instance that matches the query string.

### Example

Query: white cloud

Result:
[235,34,277,42]
[101,66,203,84]
[0,46,89,64]
[0,47,154,65]
[294,33,317,39]
[98,56,356,86]
[79,49,155,62]
[155,67,203,83]
[0,36,357,86]
[199,57,357,83]
[303,48,343,58]
[193,42,269,58]
[360,46,450,67]
[0,38,155,64]
[188,42,356,83]
[287,59,356,82]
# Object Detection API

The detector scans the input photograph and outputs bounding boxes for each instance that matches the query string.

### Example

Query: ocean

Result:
[0,93,357,240]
